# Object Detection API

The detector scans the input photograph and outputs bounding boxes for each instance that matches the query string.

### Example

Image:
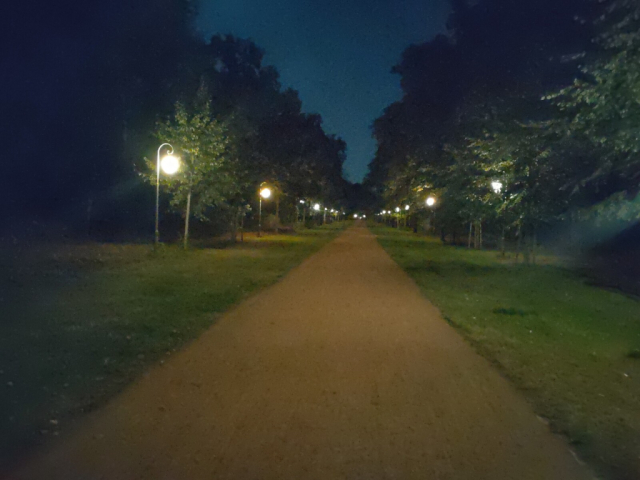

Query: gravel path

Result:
[11,225,593,479]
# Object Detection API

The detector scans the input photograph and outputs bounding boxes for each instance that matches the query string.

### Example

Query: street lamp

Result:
[426,196,437,234]
[314,203,321,212]
[491,180,506,256]
[258,183,271,238]
[155,143,180,247]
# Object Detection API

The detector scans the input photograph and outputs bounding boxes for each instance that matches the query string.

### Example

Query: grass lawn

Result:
[373,226,640,480]
[0,223,345,472]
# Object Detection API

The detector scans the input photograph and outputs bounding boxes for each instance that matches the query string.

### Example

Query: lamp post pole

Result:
[155,143,174,248]
[258,182,271,238]
[259,195,263,237]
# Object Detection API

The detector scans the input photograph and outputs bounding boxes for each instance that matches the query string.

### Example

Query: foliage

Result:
[148,99,235,220]
[366,0,640,252]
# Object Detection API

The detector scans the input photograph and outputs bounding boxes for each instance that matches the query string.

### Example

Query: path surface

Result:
[12,226,592,480]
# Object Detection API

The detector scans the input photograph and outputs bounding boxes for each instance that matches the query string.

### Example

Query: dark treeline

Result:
[366,0,640,257]
[1,0,349,241]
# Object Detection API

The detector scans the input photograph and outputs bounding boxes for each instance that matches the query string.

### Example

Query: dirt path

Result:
[11,225,593,479]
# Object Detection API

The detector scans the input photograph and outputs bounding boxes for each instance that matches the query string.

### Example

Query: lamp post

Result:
[258,183,272,238]
[492,180,505,256]
[426,196,437,234]
[299,199,306,225]
[155,143,180,247]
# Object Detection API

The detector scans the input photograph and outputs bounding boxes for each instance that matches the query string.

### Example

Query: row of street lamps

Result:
[378,180,503,233]
[154,143,346,244]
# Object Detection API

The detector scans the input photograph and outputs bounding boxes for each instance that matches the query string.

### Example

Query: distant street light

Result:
[155,143,180,247]
[258,183,271,238]
[314,203,321,211]
[491,180,503,194]
[426,196,436,207]
[395,207,400,213]
[405,205,410,211]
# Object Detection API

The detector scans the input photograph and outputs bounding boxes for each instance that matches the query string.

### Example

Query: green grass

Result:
[0,224,344,471]
[373,226,640,480]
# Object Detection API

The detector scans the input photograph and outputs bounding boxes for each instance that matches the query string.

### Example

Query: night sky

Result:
[196,0,450,182]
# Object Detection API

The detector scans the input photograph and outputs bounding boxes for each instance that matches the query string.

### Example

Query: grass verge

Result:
[373,226,640,480]
[0,223,345,472]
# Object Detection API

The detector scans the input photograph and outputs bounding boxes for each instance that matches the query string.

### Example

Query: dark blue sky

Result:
[196,0,450,182]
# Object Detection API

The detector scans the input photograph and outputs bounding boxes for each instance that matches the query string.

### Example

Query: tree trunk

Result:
[183,189,192,250]
[275,197,280,233]
[500,226,506,258]
[515,223,522,263]
[523,225,531,264]
[230,211,238,244]
[531,225,537,265]
[240,212,245,243]
[474,221,480,249]
[468,222,473,249]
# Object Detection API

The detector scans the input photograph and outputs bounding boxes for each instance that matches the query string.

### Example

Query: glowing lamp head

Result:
[299,199,305,204]
[426,196,437,207]
[395,207,400,213]
[160,154,180,175]
[260,187,272,199]
[362,215,366,218]
[353,214,358,218]
[491,181,503,194]
[405,205,410,211]
[313,203,321,211]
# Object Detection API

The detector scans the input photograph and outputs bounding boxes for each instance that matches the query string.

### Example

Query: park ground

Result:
[9,225,591,480]
[0,224,344,474]
[1,223,638,479]
[373,225,640,480]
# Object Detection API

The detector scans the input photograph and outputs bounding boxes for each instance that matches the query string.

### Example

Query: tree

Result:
[149,99,234,248]
[548,0,640,195]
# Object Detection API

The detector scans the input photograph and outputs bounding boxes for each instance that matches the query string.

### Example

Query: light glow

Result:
[426,196,436,207]
[395,207,400,213]
[491,181,503,194]
[160,155,180,175]
[260,187,272,199]
[405,205,410,211]
[313,203,321,211]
